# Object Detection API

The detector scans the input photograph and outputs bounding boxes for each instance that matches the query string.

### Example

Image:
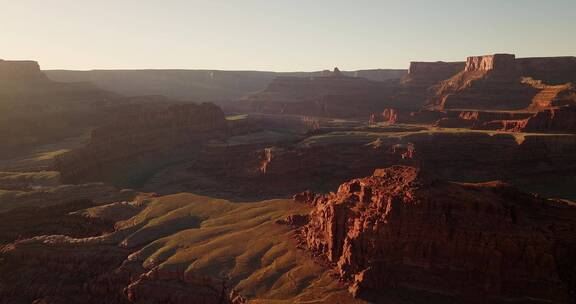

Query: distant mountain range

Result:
[44,68,407,103]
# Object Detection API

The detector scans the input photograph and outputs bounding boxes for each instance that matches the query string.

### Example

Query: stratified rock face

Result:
[476,105,576,133]
[465,54,516,72]
[237,70,397,118]
[56,102,229,183]
[300,166,576,302]
[431,54,576,111]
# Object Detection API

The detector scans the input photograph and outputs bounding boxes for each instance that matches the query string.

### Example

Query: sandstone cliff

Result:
[431,54,576,111]
[299,166,576,302]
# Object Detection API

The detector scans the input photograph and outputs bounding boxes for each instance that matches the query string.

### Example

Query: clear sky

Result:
[1,0,575,71]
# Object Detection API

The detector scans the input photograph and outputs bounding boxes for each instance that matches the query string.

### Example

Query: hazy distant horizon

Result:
[2,0,575,71]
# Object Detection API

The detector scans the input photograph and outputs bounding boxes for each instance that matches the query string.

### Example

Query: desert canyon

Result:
[1,53,576,304]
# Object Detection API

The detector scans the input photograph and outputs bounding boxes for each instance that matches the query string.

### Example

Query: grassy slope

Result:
[93,193,361,303]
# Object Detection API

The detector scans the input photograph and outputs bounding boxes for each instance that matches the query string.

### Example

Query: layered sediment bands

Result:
[526,81,576,109]
[476,105,576,133]
[249,131,576,197]
[55,103,229,183]
[465,54,516,72]
[300,166,576,302]
[237,69,398,117]
[432,54,576,111]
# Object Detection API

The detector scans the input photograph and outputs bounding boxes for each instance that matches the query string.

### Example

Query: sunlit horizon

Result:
[2,0,575,71]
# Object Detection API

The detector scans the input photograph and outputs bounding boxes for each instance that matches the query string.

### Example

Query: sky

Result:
[1,0,575,71]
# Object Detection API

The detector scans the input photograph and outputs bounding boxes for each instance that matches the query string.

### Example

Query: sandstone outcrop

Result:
[465,54,516,72]
[299,166,576,302]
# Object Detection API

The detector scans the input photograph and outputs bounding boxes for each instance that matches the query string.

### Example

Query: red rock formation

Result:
[300,166,576,302]
[431,54,576,111]
[369,108,398,123]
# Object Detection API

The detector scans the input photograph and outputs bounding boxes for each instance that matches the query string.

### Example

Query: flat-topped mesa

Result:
[464,53,516,72]
[404,61,465,84]
[517,56,576,84]
[299,166,576,302]
[0,59,48,82]
[474,104,576,133]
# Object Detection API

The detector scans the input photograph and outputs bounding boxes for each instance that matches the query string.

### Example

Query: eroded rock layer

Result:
[474,105,576,133]
[300,166,576,303]
[431,54,576,111]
